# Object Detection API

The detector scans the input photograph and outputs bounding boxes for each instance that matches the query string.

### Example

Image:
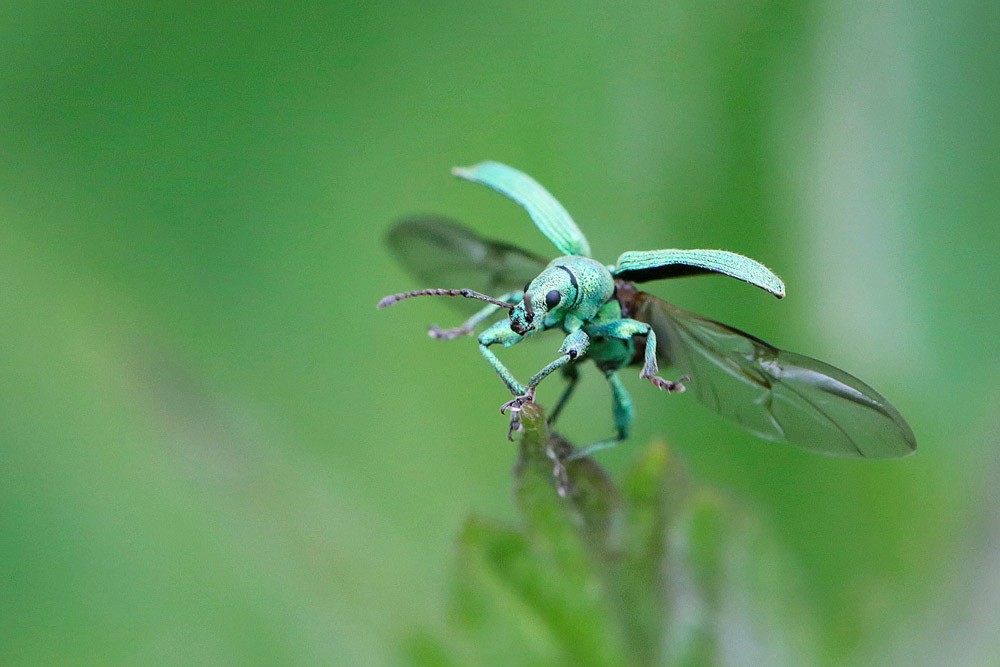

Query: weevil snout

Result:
[509,302,533,336]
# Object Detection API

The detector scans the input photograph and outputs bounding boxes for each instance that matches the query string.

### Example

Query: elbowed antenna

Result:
[377,288,515,310]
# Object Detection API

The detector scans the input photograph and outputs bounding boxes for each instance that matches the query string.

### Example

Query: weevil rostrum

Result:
[379,162,916,460]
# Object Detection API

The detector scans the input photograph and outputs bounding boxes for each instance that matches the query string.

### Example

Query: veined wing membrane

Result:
[387,218,547,311]
[632,291,916,458]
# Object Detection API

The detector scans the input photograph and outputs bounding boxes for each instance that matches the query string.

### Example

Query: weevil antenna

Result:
[377,288,515,310]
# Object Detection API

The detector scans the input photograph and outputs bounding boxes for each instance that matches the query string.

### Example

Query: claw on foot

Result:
[428,324,472,340]
[641,371,690,393]
[500,388,536,440]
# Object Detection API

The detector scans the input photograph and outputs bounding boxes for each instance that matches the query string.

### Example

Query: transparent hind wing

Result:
[387,217,548,311]
[633,292,916,458]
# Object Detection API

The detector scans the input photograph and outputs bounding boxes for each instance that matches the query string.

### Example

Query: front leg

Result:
[430,290,522,340]
[478,323,589,439]
[478,320,529,396]
[478,320,533,439]
[502,330,590,438]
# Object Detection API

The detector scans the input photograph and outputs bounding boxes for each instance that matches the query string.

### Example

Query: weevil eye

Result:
[545,290,561,309]
[523,282,531,294]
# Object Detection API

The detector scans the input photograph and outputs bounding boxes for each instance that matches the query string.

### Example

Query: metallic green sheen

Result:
[452,161,592,257]
[614,248,786,298]
[381,162,916,459]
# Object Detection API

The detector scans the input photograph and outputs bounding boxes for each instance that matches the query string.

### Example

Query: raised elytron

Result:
[379,162,916,460]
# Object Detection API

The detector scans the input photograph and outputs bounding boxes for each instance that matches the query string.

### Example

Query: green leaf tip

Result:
[403,414,820,666]
[514,400,547,439]
[511,401,620,554]
[513,401,618,510]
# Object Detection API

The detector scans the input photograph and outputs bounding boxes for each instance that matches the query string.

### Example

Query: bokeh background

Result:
[2,2,998,665]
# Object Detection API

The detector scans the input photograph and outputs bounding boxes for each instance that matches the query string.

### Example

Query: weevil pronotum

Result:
[379,162,916,461]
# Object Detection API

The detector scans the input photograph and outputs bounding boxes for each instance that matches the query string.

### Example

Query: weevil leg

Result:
[480,326,591,440]
[478,320,529,395]
[479,320,533,438]
[608,371,635,440]
[430,290,522,340]
[499,389,535,440]
[589,318,689,392]
[636,326,690,391]
[568,438,622,460]
[504,330,590,439]
[527,330,589,389]
[547,363,580,428]
[506,330,588,437]
[567,371,634,460]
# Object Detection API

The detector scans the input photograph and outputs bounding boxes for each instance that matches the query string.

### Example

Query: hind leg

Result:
[567,371,635,460]
[547,364,580,428]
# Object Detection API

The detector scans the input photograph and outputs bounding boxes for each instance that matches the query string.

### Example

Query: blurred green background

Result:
[1,1,998,665]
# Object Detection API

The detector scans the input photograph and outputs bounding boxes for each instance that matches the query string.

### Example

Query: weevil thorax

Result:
[509,255,614,335]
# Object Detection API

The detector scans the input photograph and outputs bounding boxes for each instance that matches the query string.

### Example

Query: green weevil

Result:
[379,162,916,461]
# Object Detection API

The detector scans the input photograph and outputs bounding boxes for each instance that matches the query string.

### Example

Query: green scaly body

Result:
[380,161,917,462]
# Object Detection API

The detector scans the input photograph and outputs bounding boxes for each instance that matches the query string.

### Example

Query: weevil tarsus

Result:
[427,324,472,341]
[500,390,534,440]
[586,317,687,392]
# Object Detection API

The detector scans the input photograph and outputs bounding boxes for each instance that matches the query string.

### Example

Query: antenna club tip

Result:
[377,296,396,309]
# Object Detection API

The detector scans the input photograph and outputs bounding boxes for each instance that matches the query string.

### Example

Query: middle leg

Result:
[588,318,689,392]
[547,363,579,428]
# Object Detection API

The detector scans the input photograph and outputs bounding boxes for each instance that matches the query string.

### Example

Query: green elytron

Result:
[379,162,916,460]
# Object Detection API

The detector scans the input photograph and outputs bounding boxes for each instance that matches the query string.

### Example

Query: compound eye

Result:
[545,290,561,309]
[523,282,531,294]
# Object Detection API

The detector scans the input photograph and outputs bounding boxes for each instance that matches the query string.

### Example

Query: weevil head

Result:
[509,266,576,336]
[509,257,613,335]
